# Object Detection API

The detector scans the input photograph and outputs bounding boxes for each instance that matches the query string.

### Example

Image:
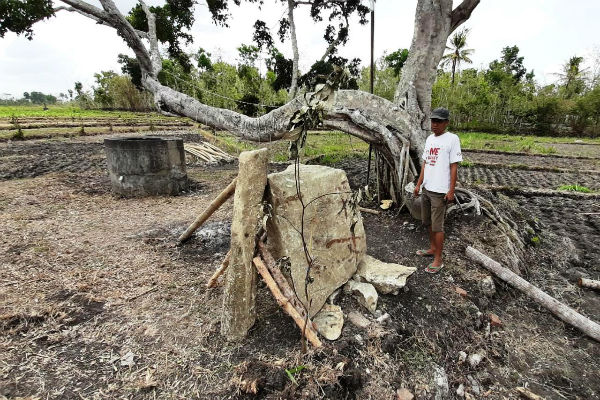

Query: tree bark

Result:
[287,0,300,99]
[579,278,600,291]
[466,246,600,343]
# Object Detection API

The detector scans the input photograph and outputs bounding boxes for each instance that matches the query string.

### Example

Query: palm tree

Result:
[441,28,474,85]
[556,56,586,98]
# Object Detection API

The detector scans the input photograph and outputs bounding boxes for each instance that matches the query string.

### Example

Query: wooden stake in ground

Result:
[178,178,237,244]
[578,278,600,291]
[466,246,600,343]
[207,250,231,288]
[221,149,268,341]
[253,257,322,348]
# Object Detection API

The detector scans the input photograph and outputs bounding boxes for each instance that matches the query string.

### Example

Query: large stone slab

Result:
[221,148,268,341]
[267,164,366,316]
[356,255,416,295]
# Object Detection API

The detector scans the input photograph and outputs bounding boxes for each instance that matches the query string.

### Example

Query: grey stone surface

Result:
[347,311,371,329]
[344,280,378,314]
[221,149,268,341]
[266,164,366,316]
[356,255,416,294]
[104,136,187,197]
[313,304,344,340]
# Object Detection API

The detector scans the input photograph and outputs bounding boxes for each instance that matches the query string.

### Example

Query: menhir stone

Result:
[266,164,366,316]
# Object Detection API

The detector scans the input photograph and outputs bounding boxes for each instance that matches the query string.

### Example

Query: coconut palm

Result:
[555,56,587,98]
[441,28,474,85]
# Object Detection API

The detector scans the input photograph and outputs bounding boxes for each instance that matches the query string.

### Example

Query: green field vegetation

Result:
[0,105,151,118]
[457,131,600,154]
[557,184,595,193]
[202,129,369,164]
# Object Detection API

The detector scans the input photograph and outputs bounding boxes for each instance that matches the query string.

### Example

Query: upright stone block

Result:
[221,148,268,341]
[267,164,366,316]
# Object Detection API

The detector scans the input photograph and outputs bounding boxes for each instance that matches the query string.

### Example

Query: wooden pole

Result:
[466,246,600,342]
[178,178,237,244]
[253,257,322,348]
[207,250,231,288]
[579,278,600,291]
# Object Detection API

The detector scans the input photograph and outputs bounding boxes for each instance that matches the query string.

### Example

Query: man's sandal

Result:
[416,249,434,257]
[425,263,444,274]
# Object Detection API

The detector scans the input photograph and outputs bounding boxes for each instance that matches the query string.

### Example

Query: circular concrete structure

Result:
[104,136,188,197]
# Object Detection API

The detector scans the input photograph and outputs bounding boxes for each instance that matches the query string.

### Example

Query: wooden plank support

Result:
[466,246,600,342]
[253,256,322,348]
[178,178,237,244]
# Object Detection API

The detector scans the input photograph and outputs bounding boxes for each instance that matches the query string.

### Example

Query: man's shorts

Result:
[421,188,447,232]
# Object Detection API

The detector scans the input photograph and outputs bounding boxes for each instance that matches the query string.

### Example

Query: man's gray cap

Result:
[431,107,450,120]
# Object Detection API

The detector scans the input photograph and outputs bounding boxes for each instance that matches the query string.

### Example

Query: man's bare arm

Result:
[445,163,458,202]
[414,162,426,196]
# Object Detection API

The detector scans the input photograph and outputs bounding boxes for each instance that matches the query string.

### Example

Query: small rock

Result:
[376,313,391,324]
[353,334,364,346]
[455,286,468,298]
[120,350,135,367]
[456,383,465,397]
[489,313,502,327]
[345,280,378,314]
[348,311,371,329]
[433,365,449,400]
[356,255,417,294]
[397,388,414,400]
[446,276,455,283]
[458,351,467,363]
[313,304,344,340]
[467,375,480,395]
[479,276,496,297]
[468,353,483,368]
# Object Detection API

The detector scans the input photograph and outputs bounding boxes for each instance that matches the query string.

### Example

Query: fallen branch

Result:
[207,250,231,288]
[256,241,312,325]
[578,278,600,291]
[252,256,322,348]
[515,387,543,400]
[178,178,237,244]
[466,246,600,342]
[127,286,158,301]
[358,206,381,215]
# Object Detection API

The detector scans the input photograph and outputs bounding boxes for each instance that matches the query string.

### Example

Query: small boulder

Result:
[313,304,344,340]
[348,311,371,329]
[356,255,416,295]
[468,353,484,368]
[345,280,378,314]
[456,384,465,397]
[458,351,467,363]
[489,313,502,327]
[397,388,414,400]
[479,276,496,297]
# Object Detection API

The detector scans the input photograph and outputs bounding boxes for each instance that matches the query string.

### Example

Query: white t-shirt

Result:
[421,131,463,194]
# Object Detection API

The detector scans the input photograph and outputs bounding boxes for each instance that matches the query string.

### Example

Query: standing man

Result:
[413,107,462,273]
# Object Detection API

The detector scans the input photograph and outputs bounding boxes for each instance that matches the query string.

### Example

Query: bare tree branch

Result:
[287,0,300,99]
[450,0,480,33]
[58,0,110,23]
[138,0,162,75]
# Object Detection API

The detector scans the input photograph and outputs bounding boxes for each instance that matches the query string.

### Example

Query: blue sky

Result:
[1,0,599,98]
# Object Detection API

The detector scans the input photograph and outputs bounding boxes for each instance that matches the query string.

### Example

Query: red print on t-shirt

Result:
[426,147,440,166]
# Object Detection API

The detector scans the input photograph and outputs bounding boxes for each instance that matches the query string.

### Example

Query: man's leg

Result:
[432,231,444,267]
[421,191,435,255]
[429,193,447,268]
[428,225,436,255]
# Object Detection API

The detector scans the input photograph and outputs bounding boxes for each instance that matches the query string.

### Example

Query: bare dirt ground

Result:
[1,131,599,400]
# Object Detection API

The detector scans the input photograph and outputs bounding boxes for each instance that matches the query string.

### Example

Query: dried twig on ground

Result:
[467,246,600,342]
[207,250,231,288]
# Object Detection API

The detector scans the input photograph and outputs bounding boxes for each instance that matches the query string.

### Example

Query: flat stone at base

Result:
[344,280,378,314]
[313,304,344,340]
[357,255,416,295]
[347,311,371,329]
